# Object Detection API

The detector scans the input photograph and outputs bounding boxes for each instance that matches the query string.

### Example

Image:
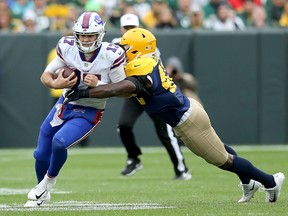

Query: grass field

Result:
[0,145,287,216]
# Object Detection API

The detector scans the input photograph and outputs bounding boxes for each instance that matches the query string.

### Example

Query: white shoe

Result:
[25,174,56,207]
[265,172,285,203]
[238,179,262,203]
[24,192,50,207]
[27,174,56,200]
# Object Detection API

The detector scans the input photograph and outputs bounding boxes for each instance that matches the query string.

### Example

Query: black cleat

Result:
[121,158,143,176]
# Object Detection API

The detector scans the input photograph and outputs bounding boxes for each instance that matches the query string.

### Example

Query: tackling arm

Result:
[63,79,137,104]
[63,75,151,104]
[89,80,136,98]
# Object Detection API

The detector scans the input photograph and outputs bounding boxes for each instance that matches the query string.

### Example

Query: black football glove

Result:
[63,89,89,105]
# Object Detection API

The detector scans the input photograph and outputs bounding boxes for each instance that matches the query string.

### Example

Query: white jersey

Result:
[55,36,126,109]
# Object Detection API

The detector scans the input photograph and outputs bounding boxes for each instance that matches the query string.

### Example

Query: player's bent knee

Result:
[203,153,231,168]
[219,154,234,170]
[33,149,50,161]
[52,136,67,152]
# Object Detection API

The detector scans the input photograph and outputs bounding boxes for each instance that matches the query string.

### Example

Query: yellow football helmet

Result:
[120,28,156,62]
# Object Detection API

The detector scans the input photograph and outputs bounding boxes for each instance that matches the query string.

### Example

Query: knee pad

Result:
[33,149,50,162]
[52,135,67,152]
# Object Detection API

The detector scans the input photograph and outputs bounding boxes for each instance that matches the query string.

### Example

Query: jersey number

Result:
[136,62,176,105]
[159,63,176,93]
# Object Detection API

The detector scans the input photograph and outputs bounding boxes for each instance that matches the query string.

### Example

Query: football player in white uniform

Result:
[24,12,126,207]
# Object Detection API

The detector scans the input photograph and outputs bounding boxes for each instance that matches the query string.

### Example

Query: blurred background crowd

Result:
[1,0,288,33]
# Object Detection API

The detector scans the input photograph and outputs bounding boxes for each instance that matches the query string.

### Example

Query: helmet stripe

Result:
[82,12,92,29]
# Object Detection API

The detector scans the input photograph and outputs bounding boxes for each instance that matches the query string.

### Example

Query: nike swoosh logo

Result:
[249,181,255,191]
[37,200,44,206]
[35,190,46,199]
[134,64,141,67]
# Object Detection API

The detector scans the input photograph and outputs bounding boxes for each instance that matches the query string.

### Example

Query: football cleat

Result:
[238,179,262,203]
[265,172,285,203]
[25,174,56,207]
[173,171,192,181]
[121,158,143,176]
[24,192,51,207]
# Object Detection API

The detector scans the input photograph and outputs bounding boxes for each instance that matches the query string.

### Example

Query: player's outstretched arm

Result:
[90,80,136,98]
[64,80,136,104]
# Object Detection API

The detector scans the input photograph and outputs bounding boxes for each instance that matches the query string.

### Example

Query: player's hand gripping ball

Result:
[53,66,76,79]
[52,66,79,89]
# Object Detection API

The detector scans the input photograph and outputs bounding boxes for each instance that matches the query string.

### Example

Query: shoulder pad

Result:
[125,58,157,77]
[101,42,125,62]
[57,36,76,59]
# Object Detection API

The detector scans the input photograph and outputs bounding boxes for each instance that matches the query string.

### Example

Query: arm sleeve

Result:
[125,76,148,95]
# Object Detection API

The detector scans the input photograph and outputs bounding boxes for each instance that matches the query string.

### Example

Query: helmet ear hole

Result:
[120,28,156,62]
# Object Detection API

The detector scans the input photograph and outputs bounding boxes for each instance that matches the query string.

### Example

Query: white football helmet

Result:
[72,12,106,53]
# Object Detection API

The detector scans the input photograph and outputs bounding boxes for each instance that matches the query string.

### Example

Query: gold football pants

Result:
[174,98,228,167]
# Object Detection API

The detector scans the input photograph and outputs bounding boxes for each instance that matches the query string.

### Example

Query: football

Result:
[53,66,76,80]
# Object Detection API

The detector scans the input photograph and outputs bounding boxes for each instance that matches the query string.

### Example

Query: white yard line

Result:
[0,201,174,211]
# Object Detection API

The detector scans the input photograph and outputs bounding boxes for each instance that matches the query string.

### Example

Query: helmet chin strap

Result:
[134,52,141,59]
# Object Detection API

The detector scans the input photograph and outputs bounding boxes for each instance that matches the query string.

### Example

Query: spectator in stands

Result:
[193,0,209,8]
[204,2,246,30]
[228,0,261,12]
[94,4,115,29]
[154,5,178,30]
[10,0,33,19]
[122,4,138,15]
[237,0,256,26]
[22,7,38,32]
[129,0,151,20]
[190,4,204,29]
[166,0,179,10]
[175,0,193,29]
[142,0,168,29]
[279,3,288,27]
[266,0,285,26]
[0,0,9,11]
[23,0,50,32]
[203,0,223,19]
[45,3,70,32]
[251,6,268,28]
[109,5,123,27]
[65,4,81,30]
[165,56,202,103]
[0,9,23,32]
[101,0,119,18]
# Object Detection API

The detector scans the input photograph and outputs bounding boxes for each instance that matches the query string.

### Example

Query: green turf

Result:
[0,145,287,216]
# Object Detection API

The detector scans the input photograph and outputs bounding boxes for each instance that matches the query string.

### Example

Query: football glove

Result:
[63,89,89,105]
